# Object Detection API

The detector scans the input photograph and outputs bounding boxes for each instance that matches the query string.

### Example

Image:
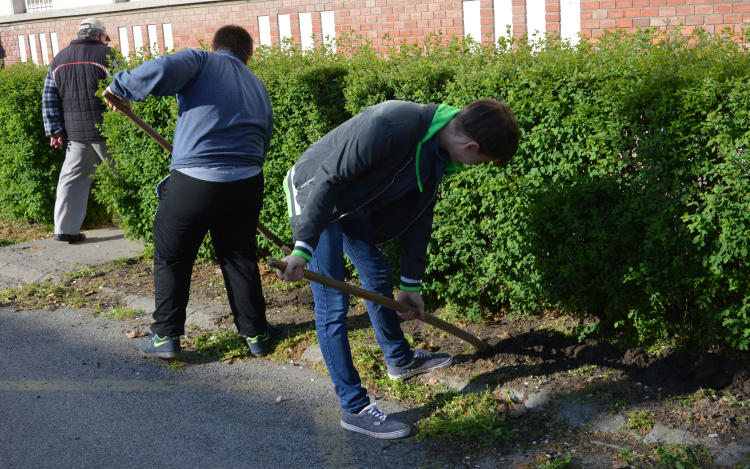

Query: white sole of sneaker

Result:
[139,350,181,359]
[387,356,454,380]
[340,421,411,439]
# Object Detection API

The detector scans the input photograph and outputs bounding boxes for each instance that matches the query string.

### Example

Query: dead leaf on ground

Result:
[416,342,439,352]
[612,461,629,469]
[125,329,147,338]
[47,293,55,298]
[428,378,438,385]
[498,401,526,418]
[84,291,94,296]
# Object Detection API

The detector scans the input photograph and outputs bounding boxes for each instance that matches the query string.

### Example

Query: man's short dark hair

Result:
[455,98,519,166]
[211,25,254,63]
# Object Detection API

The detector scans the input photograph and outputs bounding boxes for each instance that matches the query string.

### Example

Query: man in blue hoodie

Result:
[104,25,275,359]
[276,99,518,439]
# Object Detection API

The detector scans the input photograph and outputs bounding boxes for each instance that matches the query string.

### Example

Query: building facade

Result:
[1,0,748,66]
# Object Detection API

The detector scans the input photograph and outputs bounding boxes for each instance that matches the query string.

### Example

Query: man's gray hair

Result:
[78,28,105,38]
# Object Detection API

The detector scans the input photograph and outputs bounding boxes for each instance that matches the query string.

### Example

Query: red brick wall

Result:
[580,0,749,38]
[1,0,482,65]
[1,0,748,66]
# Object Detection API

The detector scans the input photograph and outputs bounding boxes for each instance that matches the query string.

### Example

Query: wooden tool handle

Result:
[267,257,491,352]
[102,88,289,256]
[102,88,174,154]
[256,224,293,255]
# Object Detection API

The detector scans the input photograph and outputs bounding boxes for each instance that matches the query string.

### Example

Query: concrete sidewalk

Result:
[0,228,234,330]
[0,228,143,283]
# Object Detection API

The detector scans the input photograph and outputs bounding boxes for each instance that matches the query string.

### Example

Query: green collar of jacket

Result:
[416,103,471,192]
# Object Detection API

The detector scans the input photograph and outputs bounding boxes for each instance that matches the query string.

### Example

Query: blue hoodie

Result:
[110,49,273,171]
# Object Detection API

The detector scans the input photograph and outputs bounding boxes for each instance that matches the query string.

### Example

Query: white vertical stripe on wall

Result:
[28,34,38,64]
[259,16,272,47]
[462,1,482,42]
[39,33,49,64]
[560,0,581,44]
[278,14,292,47]
[299,12,313,50]
[133,26,144,52]
[526,0,546,37]
[51,32,59,57]
[493,0,513,41]
[119,27,130,56]
[321,11,336,51]
[163,23,174,51]
[147,24,158,55]
[18,36,27,62]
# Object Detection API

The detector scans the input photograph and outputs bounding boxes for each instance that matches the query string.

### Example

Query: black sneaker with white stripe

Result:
[340,403,411,440]
[386,348,453,380]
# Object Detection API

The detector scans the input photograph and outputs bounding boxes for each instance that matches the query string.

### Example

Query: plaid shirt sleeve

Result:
[42,69,64,137]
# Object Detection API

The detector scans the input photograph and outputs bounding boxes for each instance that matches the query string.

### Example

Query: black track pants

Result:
[151,170,266,338]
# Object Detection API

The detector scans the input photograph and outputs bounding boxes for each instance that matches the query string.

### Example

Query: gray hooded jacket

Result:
[284,100,443,286]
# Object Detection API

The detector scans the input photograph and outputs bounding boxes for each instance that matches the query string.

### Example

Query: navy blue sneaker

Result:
[246,324,275,358]
[139,334,181,358]
[387,348,453,380]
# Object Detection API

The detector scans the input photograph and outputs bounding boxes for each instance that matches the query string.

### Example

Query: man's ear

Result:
[462,141,480,151]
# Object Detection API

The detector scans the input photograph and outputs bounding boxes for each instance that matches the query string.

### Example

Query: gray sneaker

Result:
[386,348,453,380]
[340,403,411,440]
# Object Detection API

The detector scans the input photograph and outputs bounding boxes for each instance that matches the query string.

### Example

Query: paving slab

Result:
[0,228,143,283]
[185,305,232,330]
[301,343,325,363]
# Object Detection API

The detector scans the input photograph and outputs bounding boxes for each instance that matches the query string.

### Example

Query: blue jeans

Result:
[309,216,414,412]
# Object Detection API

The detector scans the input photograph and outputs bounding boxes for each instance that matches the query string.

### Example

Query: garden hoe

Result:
[267,258,492,352]
[102,89,491,352]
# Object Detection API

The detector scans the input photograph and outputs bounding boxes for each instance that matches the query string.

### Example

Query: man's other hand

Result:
[396,290,425,322]
[276,254,307,283]
[49,133,63,149]
[103,86,131,112]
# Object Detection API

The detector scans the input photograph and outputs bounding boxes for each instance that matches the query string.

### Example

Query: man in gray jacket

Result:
[276,99,518,439]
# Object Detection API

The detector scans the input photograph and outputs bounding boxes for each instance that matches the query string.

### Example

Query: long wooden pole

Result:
[101,89,293,255]
[267,257,492,352]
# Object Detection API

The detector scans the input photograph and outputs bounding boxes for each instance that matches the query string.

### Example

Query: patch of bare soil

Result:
[399,316,750,444]
[0,219,54,246]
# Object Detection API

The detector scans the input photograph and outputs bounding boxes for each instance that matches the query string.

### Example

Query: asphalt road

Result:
[0,307,442,469]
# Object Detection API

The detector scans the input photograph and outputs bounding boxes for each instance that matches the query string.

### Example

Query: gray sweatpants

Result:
[54,140,113,235]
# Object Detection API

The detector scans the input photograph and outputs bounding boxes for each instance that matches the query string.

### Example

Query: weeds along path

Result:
[2,226,749,468]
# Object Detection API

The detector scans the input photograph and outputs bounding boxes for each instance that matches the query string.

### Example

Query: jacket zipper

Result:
[332,158,413,221]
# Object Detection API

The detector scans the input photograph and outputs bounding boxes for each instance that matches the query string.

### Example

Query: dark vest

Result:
[49,37,111,141]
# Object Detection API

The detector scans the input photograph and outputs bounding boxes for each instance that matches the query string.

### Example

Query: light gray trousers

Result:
[54,140,113,235]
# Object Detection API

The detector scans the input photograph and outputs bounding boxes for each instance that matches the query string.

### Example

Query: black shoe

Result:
[340,403,411,439]
[54,233,86,244]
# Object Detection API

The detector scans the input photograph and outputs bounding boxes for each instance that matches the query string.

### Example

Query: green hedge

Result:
[0,62,65,223]
[3,27,748,350]
[0,61,112,226]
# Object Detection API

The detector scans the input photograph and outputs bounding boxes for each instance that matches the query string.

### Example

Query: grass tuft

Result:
[101,306,141,320]
[416,391,512,449]
[622,410,655,434]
